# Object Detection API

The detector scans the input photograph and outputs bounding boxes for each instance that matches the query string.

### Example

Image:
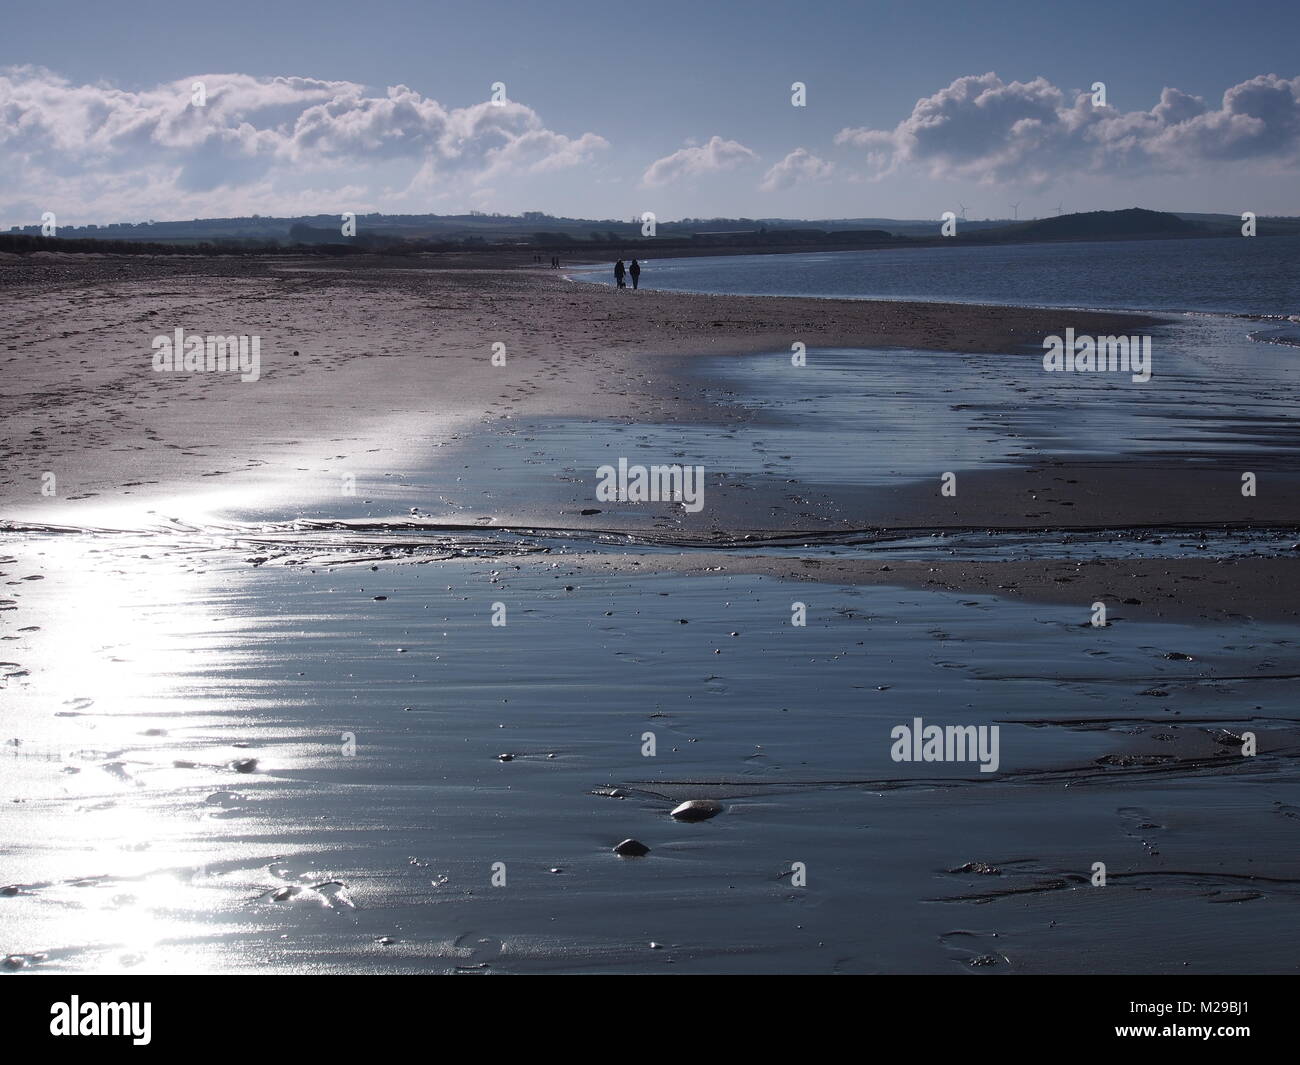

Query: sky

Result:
[2,0,1298,225]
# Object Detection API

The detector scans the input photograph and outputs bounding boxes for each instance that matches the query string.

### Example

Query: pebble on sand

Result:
[230,757,258,773]
[670,799,723,822]
[614,838,650,856]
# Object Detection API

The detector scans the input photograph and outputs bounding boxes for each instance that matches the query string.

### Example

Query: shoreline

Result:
[0,255,1168,522]
[3,255,1294,623]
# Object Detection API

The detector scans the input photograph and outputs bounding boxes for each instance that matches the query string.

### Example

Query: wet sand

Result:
[2,254,1298,973]
[2,543,1297,973]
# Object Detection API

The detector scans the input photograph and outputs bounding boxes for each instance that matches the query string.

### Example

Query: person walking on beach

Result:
[614,259,626,289]
[629,258,641,290]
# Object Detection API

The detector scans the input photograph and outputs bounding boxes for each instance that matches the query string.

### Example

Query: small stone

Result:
[614,838,650,857]
[950,860,1002,875]
[670,799,723,822]
[230,757,258,773]
[1163,651,1193,661]
[497,753,514,762]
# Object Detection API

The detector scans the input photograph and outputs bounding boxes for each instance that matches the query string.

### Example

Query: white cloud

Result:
[0,66,608,220]
[641,135,757,187]
[835,72,1300,185]
[760,148,834,191]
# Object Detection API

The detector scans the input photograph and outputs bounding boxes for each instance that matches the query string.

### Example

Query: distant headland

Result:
[3,206,1298,260]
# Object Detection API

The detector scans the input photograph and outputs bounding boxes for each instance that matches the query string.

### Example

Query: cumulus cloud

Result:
[641,135,757,187]
[835,72,1300,184]
[0,66,608,220]
[760,148,834,191]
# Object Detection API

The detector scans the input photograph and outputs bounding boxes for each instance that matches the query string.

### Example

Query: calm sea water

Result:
[573,235,1300,319]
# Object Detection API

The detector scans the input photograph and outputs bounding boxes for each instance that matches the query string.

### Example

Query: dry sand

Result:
[1,252,1160,512]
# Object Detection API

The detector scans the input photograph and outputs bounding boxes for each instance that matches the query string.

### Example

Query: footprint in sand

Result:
[1118,805,1165,857]
[939,929,1010,970]
[454,932,504,969]
[203,790,248,818]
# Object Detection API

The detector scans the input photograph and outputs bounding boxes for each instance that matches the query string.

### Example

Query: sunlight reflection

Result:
[1,534,241,974]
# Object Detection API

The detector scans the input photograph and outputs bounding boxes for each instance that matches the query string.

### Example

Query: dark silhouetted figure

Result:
[629,258,641,289]
[614,259,626,288]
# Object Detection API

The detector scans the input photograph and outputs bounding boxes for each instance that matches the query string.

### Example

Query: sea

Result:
[572,234,1300,338]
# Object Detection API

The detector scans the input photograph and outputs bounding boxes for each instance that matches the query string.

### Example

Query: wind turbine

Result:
[1054,202,1064,216]
[1010,201,1021,220]
[958,202,968,221]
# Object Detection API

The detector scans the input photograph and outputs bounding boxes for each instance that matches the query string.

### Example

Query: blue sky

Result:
[2,0,1298,223]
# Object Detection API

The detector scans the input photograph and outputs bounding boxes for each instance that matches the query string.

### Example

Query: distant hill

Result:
[5,205,1294,260]
[975,207,1203,242]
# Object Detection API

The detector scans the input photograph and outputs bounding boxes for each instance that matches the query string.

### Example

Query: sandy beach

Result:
[2,253,1298,975]
[0,251,1169,516]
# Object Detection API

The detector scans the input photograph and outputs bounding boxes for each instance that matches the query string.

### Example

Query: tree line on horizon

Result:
[3,208,1297,258]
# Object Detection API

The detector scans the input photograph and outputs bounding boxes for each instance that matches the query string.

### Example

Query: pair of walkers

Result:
[614,258,641,289]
